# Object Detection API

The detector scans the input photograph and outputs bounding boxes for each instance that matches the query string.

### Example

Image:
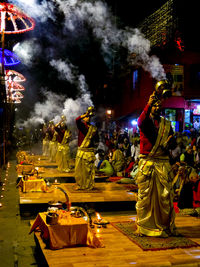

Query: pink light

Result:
[13,99,22,104]
[6,81,25,91]
[12,91,24,99]
[6,70,26,83]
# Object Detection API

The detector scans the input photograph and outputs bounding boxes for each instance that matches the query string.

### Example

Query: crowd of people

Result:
[95,124,200,211]
[94,130,140,183]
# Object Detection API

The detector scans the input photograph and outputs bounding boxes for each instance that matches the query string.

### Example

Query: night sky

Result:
[5,0,168,121]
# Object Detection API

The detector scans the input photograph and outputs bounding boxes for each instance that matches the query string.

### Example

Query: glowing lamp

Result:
[6,70,26,83]
[131,120,138,126]
[13,99,21,104]
[106,109,112,115]
[0,48,20,66]
[0,3,35,34]
[94,212,109,228]
[12,91,24,99]
[6,81,25,91]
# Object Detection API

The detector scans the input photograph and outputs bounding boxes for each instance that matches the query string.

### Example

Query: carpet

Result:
[66,184,103,193]
[123,184,138,192]
[111,221,199,251]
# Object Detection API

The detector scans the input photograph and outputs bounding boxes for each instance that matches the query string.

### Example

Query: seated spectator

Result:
[117,159,139,184]
[131,132,140,146]
[124,156,134,177]
[112,143,126,176]
[131,140,140,162]
[99,155,114,177]
[180,145,195,167]
[95,149,104,168]
[170,143,181,165]
[173,165,199,209]
[195,146,200,167]
[123,138,131,157]
[181,132,190,150]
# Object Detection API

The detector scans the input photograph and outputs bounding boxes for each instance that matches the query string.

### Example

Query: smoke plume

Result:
[20,59,92,128]
[11,0,165,80]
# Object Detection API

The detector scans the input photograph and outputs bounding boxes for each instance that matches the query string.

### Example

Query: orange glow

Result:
[96,212,102,222]
[96,228,101,234]
[106,110,112,115]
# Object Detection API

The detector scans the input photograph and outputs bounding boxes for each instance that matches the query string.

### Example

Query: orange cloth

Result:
[30,212,103,249]
[18,177,47,192]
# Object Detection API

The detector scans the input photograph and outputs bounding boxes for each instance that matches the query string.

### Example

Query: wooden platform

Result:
[33,212,200,267]
[19,183,137,205]
[34,156,75,169]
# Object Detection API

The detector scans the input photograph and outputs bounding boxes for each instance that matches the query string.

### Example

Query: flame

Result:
[97,228,100,234]
[96,212,102,222]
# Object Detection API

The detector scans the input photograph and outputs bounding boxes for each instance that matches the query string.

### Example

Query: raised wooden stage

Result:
[33,212,200,267]
[19,154,137,214]
[19,183,137,207]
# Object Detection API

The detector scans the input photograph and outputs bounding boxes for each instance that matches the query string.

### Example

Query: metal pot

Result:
[48,201,64,209]
[46,212,59,225]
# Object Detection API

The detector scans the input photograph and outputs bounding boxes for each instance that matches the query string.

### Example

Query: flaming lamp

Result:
[94,212,109,228]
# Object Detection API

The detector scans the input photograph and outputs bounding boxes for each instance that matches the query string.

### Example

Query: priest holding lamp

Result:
[136,80,177,237]
[75,106,99,190]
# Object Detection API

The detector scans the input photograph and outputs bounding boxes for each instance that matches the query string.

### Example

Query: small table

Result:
[18,177,46,193]
[30,212,103,249]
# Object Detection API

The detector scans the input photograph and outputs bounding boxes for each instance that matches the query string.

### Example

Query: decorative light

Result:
[11,91,24,99]
[131,119,138,126]
[106,109,112,115]
[0,48,20,66]
[13,99,22,104]
[6,70,26,83]
[0,3,35,34]
[6,81,25,91]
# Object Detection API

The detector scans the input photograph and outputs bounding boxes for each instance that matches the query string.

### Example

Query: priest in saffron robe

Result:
[136,87,177,237]
[55,119,72,173]
[75,107,99,190]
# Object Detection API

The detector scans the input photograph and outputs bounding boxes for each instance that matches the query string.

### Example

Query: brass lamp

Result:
[87,106,95,117]
[155,79,171,99]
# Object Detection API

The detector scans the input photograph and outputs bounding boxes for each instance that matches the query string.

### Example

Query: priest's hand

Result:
[148,92,157,106]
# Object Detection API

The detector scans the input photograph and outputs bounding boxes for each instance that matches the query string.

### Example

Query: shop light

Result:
[106,109,112,115]
[131,119,138,126]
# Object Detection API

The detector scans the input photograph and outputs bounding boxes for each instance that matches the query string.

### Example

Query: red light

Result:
[0,3,35,34]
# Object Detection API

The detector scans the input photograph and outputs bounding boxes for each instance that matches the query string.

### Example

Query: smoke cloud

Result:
[55,0,166,80]
[10,0,55,22]
[13,39,41,65]
[11,0,165,80]
[20,59,93,128]
[13,0,166,131]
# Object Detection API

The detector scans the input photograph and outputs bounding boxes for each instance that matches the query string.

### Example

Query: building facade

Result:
[114,0,200,133]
